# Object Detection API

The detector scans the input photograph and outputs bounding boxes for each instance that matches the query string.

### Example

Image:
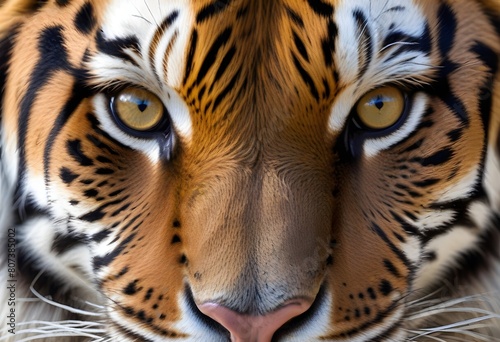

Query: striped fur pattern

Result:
[0,0,499,340]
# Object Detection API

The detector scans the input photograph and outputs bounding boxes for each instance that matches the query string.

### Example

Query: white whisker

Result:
[29,270,104,317]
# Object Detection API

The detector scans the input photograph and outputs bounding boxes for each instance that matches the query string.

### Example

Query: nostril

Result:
[197,300,312,342]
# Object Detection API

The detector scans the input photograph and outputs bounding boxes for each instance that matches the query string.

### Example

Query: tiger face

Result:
[0,0,499,341]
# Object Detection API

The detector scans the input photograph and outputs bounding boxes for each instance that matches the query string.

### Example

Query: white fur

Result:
[91,0,194,142]
[16,217,95,293]
[483,142,500,213]
[414,226,482,290]
[410,208,457,231]
[437,167,480,204]
[329,0,432,136]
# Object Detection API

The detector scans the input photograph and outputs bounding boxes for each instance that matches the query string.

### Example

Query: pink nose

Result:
[197,300,312,342]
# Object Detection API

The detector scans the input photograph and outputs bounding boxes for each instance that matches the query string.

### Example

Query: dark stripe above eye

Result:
[436,3,457,56]
[306,0,334,17]
[354,10,372,79]
[148,10,179,83]
[74,2,96,34]
[95,31,140,66]
[56,0,70,6]
[381,25,432,61]
[322,19,338,67]
[196,0,233,24]
[183,29,198,85]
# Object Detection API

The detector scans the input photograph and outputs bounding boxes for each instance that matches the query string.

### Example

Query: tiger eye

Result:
[113,87,164,131]
[356,86,405,130]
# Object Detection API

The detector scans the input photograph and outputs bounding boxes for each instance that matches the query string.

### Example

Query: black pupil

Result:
[137,100,148,112]
[373,96,384,110]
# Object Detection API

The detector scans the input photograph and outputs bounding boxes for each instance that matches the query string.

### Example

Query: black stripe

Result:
[159,11,179,34]
[0,28,17,126]
[382,25,432,60]
[293,31,309,62]
[212,67,241,112]
[66,139,94,166]
[436,3,457,57]
[79,196,129,222]
[18,26,70,192]
[411,148,453,167]
[371,223,415,273]
[196,0,233,23]
[51,232,87,255]
[285,6,304,27]
[446,128,463,142]
[429,61,469,125]
[354,10,372,79]
[485,10,500,37]
[411,178,440,188]
[209,45,236,94]
[195,27,232,86]
[44,80,92,184]
[111,203,131,217]
[471,41,498,129]
[59,167,79,184]
[306,0,334,17]
[148,11,179,83]
[440,213,500,285]
[390,211,422,237]
[321,19,338,67]
[93,232,137,270]
[85,113,130,152]
[383,259,402,278]
[95,31,140,66]
[236,6,248,19]
[91,228,111,243]
[183,29,198,85]
[74,1,96,34]
[56,0,70,6]
[292,53,319,101]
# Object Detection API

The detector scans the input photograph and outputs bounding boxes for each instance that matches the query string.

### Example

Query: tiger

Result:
[0,0,499,341]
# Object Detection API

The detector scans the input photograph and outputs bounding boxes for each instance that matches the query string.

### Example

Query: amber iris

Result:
[356,86,405,130]
[114,87,164,131]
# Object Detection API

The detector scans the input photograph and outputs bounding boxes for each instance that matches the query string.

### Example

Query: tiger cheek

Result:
[49,101,188,328]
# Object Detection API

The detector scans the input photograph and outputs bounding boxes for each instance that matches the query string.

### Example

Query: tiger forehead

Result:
[180,0,340,127]
[92,0,432,133]
[97,0,341,104]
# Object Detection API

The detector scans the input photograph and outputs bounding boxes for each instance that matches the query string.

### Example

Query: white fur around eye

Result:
[92,94,170,164]
[363,93,428,157]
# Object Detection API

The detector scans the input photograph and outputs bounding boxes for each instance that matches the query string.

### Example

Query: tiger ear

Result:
[0,0,41,35]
